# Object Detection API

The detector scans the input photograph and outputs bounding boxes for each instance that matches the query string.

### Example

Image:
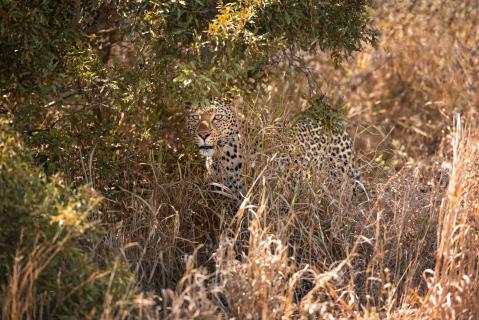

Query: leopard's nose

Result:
[198,132,210,141]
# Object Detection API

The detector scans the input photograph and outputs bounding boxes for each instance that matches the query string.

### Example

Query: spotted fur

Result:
[186,98,363,197]
[282,117,363,195]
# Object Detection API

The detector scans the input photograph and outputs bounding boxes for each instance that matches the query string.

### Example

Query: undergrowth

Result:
[1,0,478,319]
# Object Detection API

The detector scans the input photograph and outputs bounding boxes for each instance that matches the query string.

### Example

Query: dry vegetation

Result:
[3,1,479,319]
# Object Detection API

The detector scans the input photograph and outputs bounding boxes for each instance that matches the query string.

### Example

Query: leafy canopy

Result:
[0,0,377,180]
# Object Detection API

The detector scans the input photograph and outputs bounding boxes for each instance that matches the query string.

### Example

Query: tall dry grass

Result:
[94,1,478,318]
[116,115,477,319]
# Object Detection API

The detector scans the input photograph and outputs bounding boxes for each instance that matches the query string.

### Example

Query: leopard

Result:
[185,98,245,195]
[185,98,364,199]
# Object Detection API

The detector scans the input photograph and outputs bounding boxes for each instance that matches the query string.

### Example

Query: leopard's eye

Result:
[214,114,223,121]
[191,114,199,120]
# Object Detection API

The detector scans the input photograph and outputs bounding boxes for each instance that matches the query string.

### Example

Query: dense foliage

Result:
[0,0,376,179]
[0,119,132,318]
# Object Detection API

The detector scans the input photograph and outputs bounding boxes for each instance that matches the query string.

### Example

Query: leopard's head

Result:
[185,98,238,158]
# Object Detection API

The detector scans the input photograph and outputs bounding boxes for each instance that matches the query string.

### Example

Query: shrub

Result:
[0,119,133,319]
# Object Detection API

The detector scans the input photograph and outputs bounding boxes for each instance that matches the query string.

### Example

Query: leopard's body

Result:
[185,98,362,197]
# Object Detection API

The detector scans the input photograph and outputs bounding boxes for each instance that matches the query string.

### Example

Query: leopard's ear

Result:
[222,97,233,105]
[184,101,192,110]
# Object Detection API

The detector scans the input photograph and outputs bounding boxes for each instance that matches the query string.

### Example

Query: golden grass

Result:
[121,114,477,319]
[99,1,478,318]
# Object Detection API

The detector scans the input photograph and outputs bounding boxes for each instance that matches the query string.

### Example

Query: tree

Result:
[0,0,376,178]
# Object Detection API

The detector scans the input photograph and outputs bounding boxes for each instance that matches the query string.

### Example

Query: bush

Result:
[0,119,133,319]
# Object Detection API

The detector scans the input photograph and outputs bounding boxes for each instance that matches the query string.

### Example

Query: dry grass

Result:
[104,112,478,319]
[124,114,476,319]
[100,1,478,318]
[4,0,479,318]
